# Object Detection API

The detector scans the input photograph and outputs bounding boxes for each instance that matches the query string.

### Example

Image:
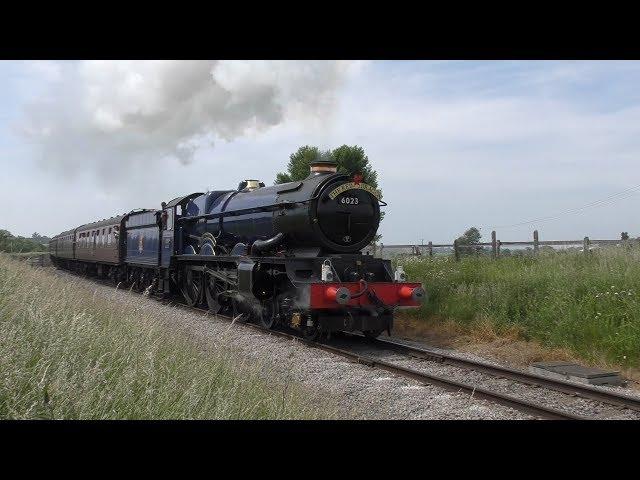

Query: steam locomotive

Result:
[49,158,425,339]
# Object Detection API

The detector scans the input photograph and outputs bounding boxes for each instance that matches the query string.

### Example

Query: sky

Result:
[0,60,639,244]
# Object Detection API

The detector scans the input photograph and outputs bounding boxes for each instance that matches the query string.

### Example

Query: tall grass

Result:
[401,248,640,366]
[0,254,332,419]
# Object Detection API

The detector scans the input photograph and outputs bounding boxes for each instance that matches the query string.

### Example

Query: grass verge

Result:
[399,248,640,372]
[0,254,333,419]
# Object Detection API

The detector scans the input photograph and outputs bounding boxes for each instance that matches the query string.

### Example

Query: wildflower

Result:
[614,292,619,296]
[623,355,627,360]
[611,285,615,290]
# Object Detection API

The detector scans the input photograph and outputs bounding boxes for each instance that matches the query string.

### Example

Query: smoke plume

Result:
[20,60,358,179]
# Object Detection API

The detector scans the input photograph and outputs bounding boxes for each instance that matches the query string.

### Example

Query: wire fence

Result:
[373,230,639,260]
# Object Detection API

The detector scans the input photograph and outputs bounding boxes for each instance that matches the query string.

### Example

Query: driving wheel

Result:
[182,268,203,307]
[204,272,224,314]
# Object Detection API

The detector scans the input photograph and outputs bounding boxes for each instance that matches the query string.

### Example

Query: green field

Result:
[401,248,640,367]
[0,254,331,419]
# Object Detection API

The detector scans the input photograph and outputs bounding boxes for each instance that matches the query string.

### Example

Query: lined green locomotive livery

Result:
[50,158,425,340]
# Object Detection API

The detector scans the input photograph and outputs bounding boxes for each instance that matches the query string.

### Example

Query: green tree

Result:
[0,229,47,253]
[275,144,379,189]
[31,232,51,245]
[456,227,481,245]
[331,145,379,189]
[0,229,11,250]
[456,227,483,256]
[275,145,325,184]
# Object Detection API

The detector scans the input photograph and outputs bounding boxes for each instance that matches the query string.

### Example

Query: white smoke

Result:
[20,60,359,179]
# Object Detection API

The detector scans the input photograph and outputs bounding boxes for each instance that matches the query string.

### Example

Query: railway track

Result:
[358,334,640,413]
[179,303,640,419]
[52,268,640,420]
[181,304,585,420]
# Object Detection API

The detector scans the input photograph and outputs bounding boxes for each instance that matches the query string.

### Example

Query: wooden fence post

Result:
[583,236,590,255]
[428,241,433,258]
[491,231,497,259]
[533,230,539,255]
[497,240,501,258]
[453,239,460,261]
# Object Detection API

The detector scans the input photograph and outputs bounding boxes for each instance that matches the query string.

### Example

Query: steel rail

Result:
[181,305,584,420]
[349,333,640,413]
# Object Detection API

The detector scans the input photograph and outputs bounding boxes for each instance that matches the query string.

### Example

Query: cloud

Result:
[5,60,640,243]
[18,60,359,180]
[321,61,640,241]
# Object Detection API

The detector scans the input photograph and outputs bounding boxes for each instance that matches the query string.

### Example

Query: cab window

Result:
[166,209,173,230]
[162,209,174,230]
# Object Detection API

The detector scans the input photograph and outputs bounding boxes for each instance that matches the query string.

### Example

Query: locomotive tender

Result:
[49,158,425,339]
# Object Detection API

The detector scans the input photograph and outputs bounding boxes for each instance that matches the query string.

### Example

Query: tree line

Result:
[0,230,50,253]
